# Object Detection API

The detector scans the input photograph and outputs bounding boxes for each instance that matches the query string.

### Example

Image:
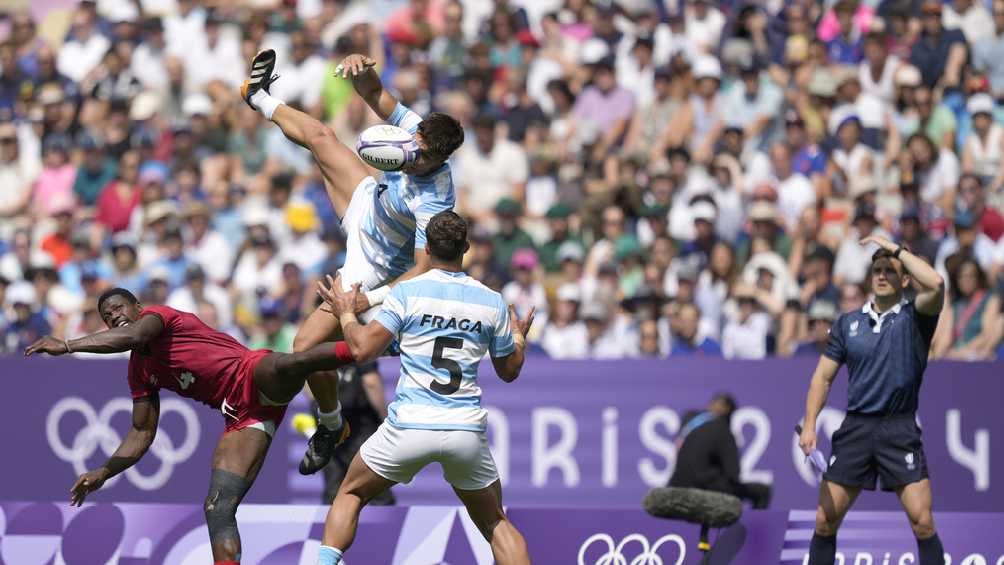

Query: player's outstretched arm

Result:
[27,314,165,357]
[317,275,395,362]
[491,306,534,383]
[799,356,840,457]
[70,394,160,506]
[337,54,398,121]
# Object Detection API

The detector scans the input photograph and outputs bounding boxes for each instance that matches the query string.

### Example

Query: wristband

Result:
[364,285,391,307]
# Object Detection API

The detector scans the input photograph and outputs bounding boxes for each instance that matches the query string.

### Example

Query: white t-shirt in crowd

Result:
[455,138,529,216]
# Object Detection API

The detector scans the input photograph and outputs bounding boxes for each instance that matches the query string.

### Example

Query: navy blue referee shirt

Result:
[824,300,940,415]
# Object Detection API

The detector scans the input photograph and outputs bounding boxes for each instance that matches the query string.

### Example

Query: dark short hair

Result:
[870,248,905,276]
[711,392,738,416]
[426,211,468,261]
[97,287,139,312]
[417,113,465,158]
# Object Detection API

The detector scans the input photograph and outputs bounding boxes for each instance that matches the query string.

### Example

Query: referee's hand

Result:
[798,426,817,456]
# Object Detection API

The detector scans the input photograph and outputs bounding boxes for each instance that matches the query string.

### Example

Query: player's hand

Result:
[798,425,817,456]
[70,468,108,506]
[509,305,535,339]
[859,234,895,251]
[335,54,376,78]
[24,335,70,357]
[317,275,361,317]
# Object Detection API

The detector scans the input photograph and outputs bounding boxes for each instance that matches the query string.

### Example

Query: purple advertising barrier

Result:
[0,502,1002,564]
[0,356,999,510]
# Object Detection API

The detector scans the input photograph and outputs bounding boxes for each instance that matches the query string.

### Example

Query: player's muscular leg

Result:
[294,306,344,413]
[322,453,397,551]
[270,105,369,216]
[454,481,531,565]
[204,427,271,562]
[253,340,354,405]
[897,480,936,538]
[815,480,861,537]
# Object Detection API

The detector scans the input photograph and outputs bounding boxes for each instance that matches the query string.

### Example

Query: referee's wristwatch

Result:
[893,246,905,259]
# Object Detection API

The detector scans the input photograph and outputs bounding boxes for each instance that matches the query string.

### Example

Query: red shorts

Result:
[221,350,288,435]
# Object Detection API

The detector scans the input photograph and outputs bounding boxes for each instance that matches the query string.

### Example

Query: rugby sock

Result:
[334,341,355,365]
[250,90,282,120]
[916,533,944,565]
[317,545,343,565]
[318,401,343,431]
[808,533,836,565]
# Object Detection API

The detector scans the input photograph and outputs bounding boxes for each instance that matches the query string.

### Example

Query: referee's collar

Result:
[861,299,908,332]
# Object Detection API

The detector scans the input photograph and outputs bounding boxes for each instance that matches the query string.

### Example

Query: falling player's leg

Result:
[318,453,397,565]
[204,427,272,564]
[453,481,530,565]
[252,344,357,406]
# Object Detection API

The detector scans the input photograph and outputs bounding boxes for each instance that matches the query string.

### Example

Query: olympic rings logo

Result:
[46,397,200,490]
[578,532,687,565]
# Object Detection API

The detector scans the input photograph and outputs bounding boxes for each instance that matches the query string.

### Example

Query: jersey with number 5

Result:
[374,269,515,431]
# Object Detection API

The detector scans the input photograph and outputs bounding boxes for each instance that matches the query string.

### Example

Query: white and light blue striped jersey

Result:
[374,269,515,431]
[359,103,456,281]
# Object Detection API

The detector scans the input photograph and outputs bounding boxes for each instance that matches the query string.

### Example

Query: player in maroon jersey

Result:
[24,288,357,565]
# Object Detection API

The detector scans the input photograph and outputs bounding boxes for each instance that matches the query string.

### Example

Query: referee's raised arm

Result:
[859,234,945,316]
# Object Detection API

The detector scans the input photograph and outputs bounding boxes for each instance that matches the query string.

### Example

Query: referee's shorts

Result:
[823,412,929,491]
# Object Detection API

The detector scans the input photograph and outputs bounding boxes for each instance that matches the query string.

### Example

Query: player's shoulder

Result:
[140,304,181,321]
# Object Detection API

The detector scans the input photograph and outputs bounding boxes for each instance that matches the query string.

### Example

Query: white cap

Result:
[580,301,608,321]
[242,204,271,227]
[557,240,585,263]
[692,56,722,81]
[182,93,213,117]
[7,281,36,306]
[145,200,177,224]
[579,38,610,65]
[29,250,56,270]
[556,283,582,303]
[895,64,922,87]
[130,91,162,122]
[748,200,778,222]
[48,286,83,315]
[148,265,171,282]
[967,93,995,116]
[691,201,717,223]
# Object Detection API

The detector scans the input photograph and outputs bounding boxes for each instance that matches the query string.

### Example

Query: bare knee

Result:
[909,510,936,539]
[305,123,338,152]
[815,505,841,537]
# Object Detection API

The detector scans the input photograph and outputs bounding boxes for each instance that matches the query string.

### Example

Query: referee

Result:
[799,235,945,564]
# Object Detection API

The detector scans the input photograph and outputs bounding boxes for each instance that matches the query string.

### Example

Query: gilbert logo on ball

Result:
[356,124,420,171]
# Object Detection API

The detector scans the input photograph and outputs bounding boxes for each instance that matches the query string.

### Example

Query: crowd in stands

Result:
[3,0,1004,361]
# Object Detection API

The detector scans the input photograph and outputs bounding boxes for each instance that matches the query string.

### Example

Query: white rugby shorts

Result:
[360,422,500,491]
[338,176,392,322]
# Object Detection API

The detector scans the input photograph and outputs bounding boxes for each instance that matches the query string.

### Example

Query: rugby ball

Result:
[356,124,420,171]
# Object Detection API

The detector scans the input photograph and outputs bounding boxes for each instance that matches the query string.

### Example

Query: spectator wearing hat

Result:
[664,56,723,163]
[669,302,722,357]
[248,297,298,352]
[146,226,193,291]
[910,0,967,89]
[935,207,998,279]
[540,282,588,359]
[829,112,876,195]
[934,255,1001,360]
[89,48,142,103]
[0,122,40,232]
[721,284,772,360]
[502,248,548,339]
[180,200,232,281]
[624,66,685,158]
[33,135,77,218]
[723,61,783,151]
[94,150,142,233]
[167,263,233,328]
[617,35,657,108]
[455,115,529,226]
[131,18,169,90]
[681,199,719,271]
[580,300,631,359]
[72,132,117,206]
[280,202,326,277]
[685,0,726,54]
[944,0,994,44]
[973,1,1004,97]
[491,198,536,276]
[834,202,893,285]
[2,282,51,354]
[961,95,1004,189]
[791,300,839,357]
[571,56,635,158]
[539,203,583,273]
[958,174,1004,242]
[57,7,111,84]
[108,236,145,295]
[232,231,283,299]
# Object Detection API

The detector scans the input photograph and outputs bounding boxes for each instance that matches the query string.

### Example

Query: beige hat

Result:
[145,200,178,224]
[749,201,778,222]
[130,91,162,122]
[895,65,922,88]
[849,177,878,199]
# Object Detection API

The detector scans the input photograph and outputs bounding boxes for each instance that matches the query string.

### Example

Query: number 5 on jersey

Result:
[431,336,463,395]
